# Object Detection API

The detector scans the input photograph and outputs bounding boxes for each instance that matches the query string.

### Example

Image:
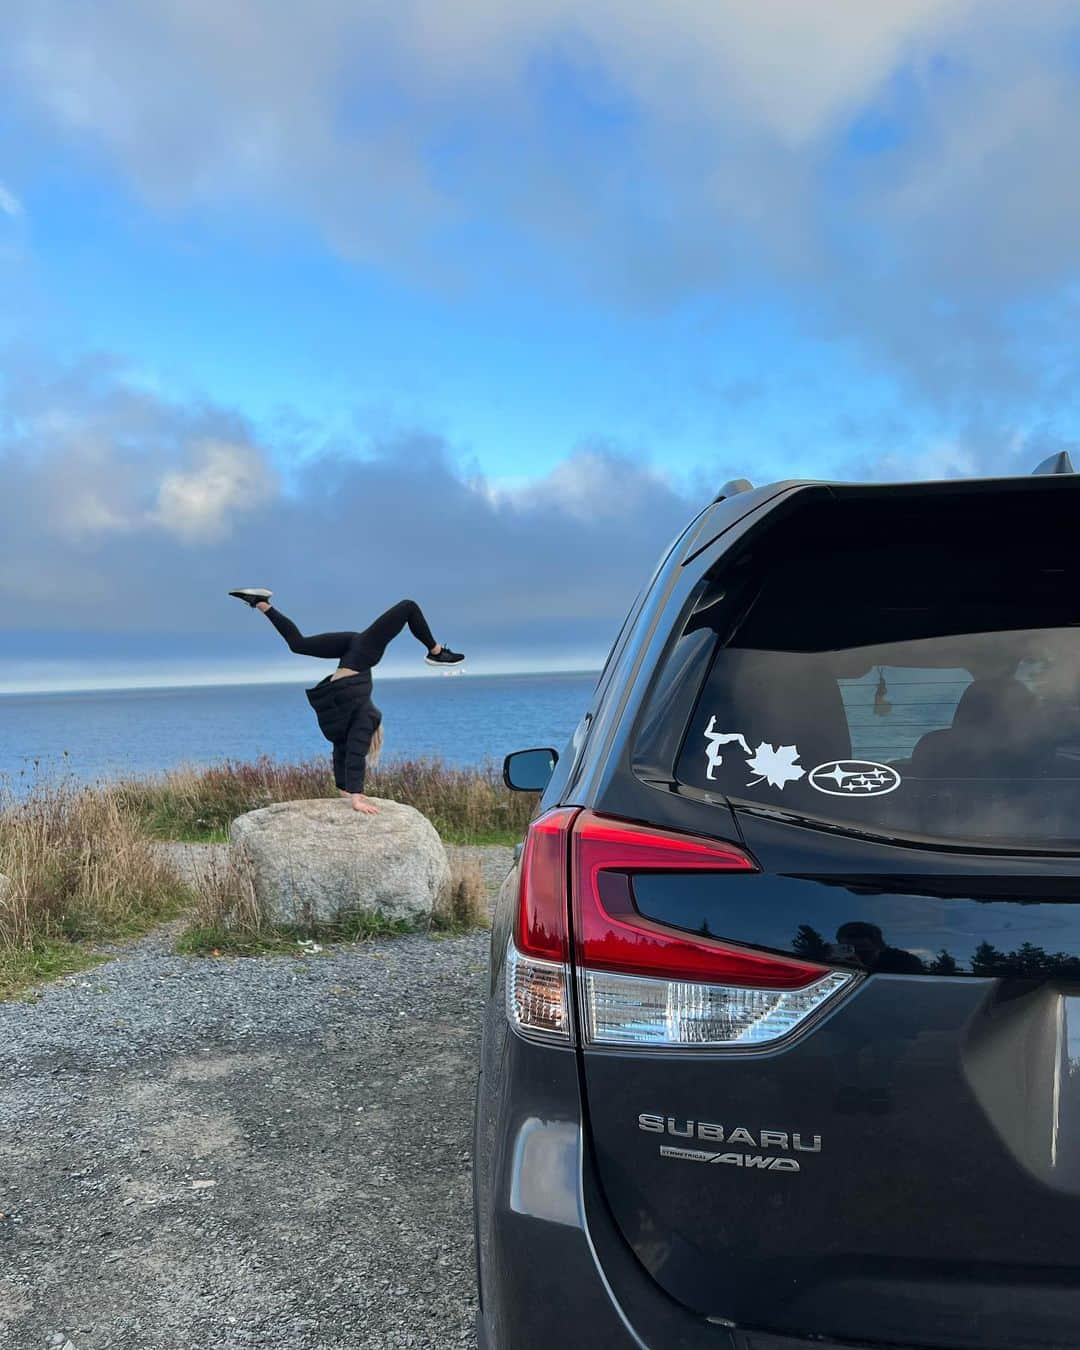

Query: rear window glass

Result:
[670,485,1080,849]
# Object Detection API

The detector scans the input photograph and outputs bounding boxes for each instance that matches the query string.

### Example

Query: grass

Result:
[175,916,416,958]
[0,777,194,999]
[118,754,535,846]
[0,940,111,1002]
[436,851,488,931]
[0,755,518,995]
[175,839,489,956]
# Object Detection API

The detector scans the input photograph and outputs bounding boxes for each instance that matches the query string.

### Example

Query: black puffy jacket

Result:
[306,672,381,793]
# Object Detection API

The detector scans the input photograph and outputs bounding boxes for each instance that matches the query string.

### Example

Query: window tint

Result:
[666,485,1080,849]
[839,666,972,763]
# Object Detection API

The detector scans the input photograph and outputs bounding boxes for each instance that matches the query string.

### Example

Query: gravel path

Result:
[0,924,492,1349]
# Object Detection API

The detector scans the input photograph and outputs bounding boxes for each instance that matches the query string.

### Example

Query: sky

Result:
[2,1,1080,691]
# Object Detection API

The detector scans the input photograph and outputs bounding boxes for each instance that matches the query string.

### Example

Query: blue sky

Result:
[1,2,1080,690]
[10,163,908,487]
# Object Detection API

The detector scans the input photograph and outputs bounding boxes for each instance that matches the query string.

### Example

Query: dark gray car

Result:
[475,464,1080,1349]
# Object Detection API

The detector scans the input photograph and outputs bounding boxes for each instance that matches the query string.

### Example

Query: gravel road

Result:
[0,923,493,1349]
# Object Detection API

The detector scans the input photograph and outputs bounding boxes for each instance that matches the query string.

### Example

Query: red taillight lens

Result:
[572,811,824,990]
[507,809,856,1048]
[514,806,579,961]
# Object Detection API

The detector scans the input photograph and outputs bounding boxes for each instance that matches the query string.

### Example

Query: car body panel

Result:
[475,469,1080,1349]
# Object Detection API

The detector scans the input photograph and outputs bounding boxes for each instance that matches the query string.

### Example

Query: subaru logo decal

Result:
[808,760,901,797]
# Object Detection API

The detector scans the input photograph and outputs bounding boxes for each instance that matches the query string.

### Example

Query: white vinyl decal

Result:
[808,761,901,797]
[702,718,750,781]
[701,723,807,791]
[745,742,805,790]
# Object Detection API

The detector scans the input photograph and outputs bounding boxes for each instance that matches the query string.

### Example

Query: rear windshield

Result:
[670,483,1080,850]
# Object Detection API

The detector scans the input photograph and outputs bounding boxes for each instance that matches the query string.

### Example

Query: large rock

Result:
[230,798,450,927]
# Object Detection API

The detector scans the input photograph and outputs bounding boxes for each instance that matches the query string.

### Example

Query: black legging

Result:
[265,599,437,670]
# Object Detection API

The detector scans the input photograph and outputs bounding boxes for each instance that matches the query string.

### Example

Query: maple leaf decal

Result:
[746,742,805,790]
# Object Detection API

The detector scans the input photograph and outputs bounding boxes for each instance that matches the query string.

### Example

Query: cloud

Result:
[3,0,1080,416]
[0,2,967,207]
[0,182,21,217]
[0,356,277,548]
[508,445,671,523]
[1,353,1072,684]
[0,5,1063,275]
[153,440,276,542]
[0,356,697,665]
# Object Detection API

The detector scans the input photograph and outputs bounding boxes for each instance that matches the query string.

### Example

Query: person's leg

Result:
[262,607,356,661]
[351,599,438,666]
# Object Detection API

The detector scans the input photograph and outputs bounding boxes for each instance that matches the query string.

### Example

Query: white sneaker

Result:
[229,588,273,608]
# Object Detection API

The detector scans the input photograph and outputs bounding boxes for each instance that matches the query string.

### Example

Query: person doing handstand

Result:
[229,588,464,814]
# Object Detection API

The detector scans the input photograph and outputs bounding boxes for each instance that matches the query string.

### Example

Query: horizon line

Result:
[0,664,604,699]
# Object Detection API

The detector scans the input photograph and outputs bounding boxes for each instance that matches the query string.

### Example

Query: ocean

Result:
[0,670,598,786]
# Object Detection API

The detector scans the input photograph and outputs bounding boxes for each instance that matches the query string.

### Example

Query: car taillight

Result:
[515,806,576,962]
[506,809,855,1049]
[506,807,578,1041]
[573,812,853,1047]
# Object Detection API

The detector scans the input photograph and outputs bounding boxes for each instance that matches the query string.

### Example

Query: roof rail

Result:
[713,477,754,502]
[1032,451,1075,475]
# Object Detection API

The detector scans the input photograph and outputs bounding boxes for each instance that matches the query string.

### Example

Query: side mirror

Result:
[503,747,559,792]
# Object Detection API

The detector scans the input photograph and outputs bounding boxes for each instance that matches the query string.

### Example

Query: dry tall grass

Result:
[0,778,192,994]
[120,754,535,844]
[180,838,490,955]
[116,757,336,841]
[0,755,518,982]
[177,843,267,952]
[436,852,488,929]
[370,758,534,843]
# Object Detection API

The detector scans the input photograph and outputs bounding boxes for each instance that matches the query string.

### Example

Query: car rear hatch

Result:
[575,478,1080,1349]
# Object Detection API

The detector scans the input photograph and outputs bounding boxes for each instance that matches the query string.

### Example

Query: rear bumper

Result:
[477,1316,917,1350]
[734,1338,912,1350]
[475,1025,738,1350]
[474,953,953,1350]
[475,1025,962,1350]
[475,1076,922,1350]
[474,1038,644,1348]
[477,926,1080,1350]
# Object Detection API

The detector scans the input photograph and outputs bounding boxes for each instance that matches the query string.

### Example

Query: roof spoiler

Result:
[1032,451,1075,475]
[713,477,754,502]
